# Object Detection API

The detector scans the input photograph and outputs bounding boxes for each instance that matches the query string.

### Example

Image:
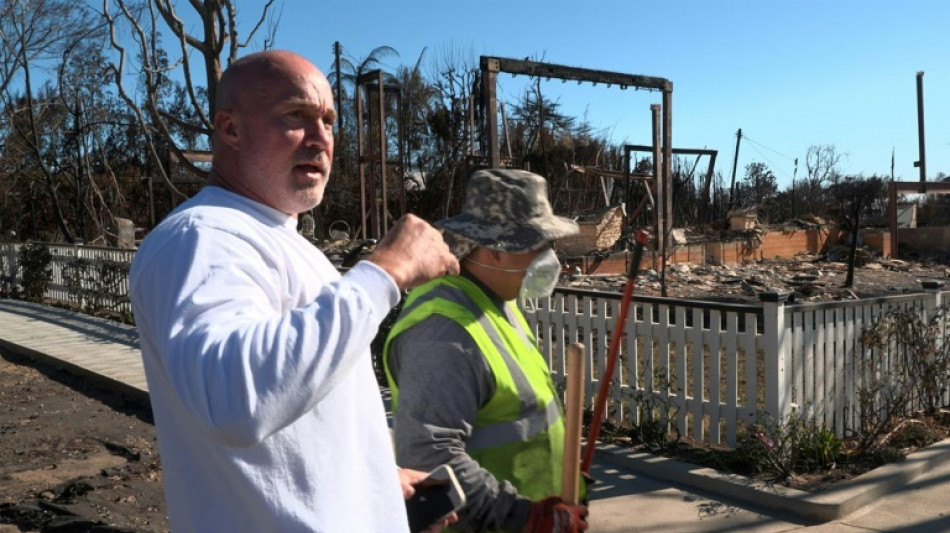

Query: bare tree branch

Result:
[102,0,185,199]
[101,0,276,197]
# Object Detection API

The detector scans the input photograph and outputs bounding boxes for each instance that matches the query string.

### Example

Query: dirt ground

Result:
[0,257,947,532]
[0,349,167,533]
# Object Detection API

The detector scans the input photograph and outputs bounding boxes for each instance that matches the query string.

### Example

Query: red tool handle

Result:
[580,230,649,474]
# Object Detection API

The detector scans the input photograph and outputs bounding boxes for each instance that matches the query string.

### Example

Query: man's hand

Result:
[523,496,589,533]
[397,468,459,533]
[397,468,428,500]
[368,214,459,290]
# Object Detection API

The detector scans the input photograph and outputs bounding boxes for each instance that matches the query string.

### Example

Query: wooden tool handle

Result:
[561,342,585,504]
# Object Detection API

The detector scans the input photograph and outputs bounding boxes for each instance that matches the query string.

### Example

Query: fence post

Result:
[760,292,791,422]
[921,280,944,319]
[921,281,947,407]
[0,244,13,290]
[8,243,21,288]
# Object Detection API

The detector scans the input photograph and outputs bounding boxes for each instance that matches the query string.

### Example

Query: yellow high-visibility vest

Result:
[384,275,565,502]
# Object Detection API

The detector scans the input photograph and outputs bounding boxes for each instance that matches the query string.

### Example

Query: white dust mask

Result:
[520,248,561,300]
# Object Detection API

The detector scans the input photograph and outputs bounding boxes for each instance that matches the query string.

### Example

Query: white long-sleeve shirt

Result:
[130,186,407,532]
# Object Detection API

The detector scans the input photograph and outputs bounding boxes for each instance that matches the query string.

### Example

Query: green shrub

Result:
[736,409,842,480]
[799,426,842,471]
[626,370,681,450]
[63,256,129,315]
[0,251,16,297]
[18,243,52,302]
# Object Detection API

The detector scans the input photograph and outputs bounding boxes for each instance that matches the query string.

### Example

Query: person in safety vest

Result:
[384,168,589,532]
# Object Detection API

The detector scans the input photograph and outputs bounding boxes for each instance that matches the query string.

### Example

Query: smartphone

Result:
[405,464,466,533]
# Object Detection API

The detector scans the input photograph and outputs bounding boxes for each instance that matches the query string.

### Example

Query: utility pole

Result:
[891,147,895,182]
[727,128,742,212]
[334,42,344,135]
[914,71,927,183]
[791,157,798,218]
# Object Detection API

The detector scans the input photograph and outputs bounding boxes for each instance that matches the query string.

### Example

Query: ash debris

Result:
[563,252,950,304]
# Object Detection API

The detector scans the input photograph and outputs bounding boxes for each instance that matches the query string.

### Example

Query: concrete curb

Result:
[595,437,950,523]
[0,338,150,406]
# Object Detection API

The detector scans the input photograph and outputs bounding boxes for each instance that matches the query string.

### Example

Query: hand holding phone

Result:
[405,464,466,533]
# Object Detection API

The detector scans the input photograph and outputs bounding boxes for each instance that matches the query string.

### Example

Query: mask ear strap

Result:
[464,255,528,273]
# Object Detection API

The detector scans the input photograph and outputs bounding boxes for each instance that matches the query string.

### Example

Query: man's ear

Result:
[214,109,240,149]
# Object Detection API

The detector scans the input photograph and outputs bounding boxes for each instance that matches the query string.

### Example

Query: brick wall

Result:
[564,227,945,275]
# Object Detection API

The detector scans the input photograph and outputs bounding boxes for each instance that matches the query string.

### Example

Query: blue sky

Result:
[242,0,948,188]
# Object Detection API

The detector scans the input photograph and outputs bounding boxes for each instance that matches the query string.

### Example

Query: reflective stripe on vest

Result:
[467,396,561,451]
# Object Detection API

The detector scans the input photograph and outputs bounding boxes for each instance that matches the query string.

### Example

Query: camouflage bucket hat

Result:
[437,168,579,254]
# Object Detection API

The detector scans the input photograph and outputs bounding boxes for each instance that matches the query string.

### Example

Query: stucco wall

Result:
[897,226,950,254]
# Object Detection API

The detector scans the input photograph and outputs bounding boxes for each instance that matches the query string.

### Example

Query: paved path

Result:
[0,299,146,400]
[2,298,950,532]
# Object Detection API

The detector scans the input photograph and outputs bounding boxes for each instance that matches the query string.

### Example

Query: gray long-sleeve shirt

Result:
[388,276,533,532]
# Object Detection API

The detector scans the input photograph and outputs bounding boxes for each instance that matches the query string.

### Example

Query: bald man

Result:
[130,50,458,532]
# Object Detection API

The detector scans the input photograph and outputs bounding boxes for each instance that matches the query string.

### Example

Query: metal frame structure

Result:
[479,56,674,290]
[356,70,405,240]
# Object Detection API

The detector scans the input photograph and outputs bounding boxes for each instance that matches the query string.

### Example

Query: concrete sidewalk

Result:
[589,442,950,532]
[2,298,950,532]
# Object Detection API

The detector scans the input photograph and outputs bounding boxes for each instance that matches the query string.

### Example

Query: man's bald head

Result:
[216,50,328,114]
[209,50,337,215]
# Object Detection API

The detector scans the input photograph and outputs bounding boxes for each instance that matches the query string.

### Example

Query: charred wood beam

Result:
[651,104,664,287]
[627,193,652,222]
[890,181,950,193]
[168,150,212,163]
[624,145,717,157]
[700,152,718,224]
[570,165,652,181]
[481,56,671,92]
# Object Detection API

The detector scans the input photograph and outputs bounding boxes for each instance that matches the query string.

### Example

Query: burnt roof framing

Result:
[624,145,718,225]
[480,56,675,294]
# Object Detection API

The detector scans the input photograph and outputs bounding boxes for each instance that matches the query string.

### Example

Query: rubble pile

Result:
[562,255,950,304]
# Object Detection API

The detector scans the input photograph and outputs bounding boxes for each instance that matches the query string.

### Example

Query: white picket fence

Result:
[0,242,136,314]
[523,285,950,447]
[3,241,948,447]
[780,293,949,438]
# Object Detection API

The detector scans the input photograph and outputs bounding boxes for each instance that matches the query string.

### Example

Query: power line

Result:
[742,134,797,162]
[738,132,797,186]
[747,142,796,183]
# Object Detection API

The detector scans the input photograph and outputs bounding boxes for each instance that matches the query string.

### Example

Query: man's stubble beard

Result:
[295,166,331,213]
